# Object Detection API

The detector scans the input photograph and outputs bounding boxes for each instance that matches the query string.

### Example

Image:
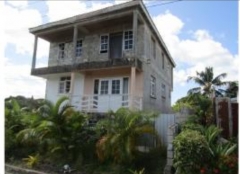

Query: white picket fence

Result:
[155,114,176,146]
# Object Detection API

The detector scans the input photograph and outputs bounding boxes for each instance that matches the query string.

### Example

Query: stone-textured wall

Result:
[47,19,174,113]
[141,24,173,113]
[49,42,74,66]
[48,23,145,67]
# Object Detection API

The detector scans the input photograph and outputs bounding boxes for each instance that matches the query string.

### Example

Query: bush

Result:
[180,122,204,132]
[173,130,211,174]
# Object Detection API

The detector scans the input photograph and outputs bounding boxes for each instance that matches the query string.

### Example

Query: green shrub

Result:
[180,122,204,132]
[173,130,211,174]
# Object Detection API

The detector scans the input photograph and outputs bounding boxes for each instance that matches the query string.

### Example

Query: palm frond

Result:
[187,87,201,95]
[212,73,227,86]
[53,96,69,116]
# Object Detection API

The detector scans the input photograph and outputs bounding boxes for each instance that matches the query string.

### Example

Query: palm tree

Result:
[223,81,238,98]
[17,96,89,160]
[96,108,157,164]
[187,67,228,97]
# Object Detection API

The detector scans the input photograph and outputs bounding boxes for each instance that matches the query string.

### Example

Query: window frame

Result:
[150,76,156,98]
[58,43,65,59]
[151,37,156,59]
[123,30,133,50]
[162,83,166,97]
[100,34,109,54]
[162,52,165,69]
[76,39,83,57]
[58,76,71,94]
[96,78,123,95]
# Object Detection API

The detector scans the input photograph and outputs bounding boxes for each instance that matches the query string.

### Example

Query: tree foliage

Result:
[96,108,157,165]
[187,67,228,97]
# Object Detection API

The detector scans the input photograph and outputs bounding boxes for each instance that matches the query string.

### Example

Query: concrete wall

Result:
[141,23,173,113]
[46,16,173,113]
[83,68,143,97]
[48,23,145,66]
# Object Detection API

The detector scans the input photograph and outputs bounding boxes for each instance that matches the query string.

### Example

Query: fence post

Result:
[164,124,177,174]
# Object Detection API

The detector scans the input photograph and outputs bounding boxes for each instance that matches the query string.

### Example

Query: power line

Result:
[146,0,183,8]
[7,0,183,24]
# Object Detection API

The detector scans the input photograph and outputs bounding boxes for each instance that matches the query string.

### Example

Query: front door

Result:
[93,77,129,112]
[110,33,123,59]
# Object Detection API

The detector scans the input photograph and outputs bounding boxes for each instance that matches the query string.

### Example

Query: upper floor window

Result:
[162,52,165,69]
[59,76,71,94]
[124,30,133,50]
[150,76,156,98]
[76,40,82,57]
[58,43,65,59]
[151,37,156,59]
[100,35,109,53]
[162,83,166,97]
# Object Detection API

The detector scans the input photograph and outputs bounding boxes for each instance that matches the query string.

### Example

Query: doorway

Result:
[110,32,123,59]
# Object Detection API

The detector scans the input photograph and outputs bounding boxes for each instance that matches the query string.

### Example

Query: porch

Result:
[71,94,142,113]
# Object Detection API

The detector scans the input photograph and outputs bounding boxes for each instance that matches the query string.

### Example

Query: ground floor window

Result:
[59,76,71,93]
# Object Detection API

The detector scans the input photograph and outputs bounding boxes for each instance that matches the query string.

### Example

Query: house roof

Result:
[29,0,176,67]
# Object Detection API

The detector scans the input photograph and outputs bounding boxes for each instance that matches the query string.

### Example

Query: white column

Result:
[133,10,138,66]
[31,36,38,69]
[72,25,78,64]
[70,72,75,104]
[130,67,136,109]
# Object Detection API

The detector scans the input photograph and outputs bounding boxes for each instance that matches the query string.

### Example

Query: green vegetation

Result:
[187,66,228,97]
[172,66,238,174]
[5,96,165,174]
[96,108,157,165]
[173,130,211,174]
[174,121,238,174]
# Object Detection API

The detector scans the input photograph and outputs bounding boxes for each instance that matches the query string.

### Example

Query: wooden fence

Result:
[214,97,238,139]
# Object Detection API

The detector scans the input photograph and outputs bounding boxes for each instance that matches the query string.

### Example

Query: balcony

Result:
[31,58,142,76]
[71,94,142,113]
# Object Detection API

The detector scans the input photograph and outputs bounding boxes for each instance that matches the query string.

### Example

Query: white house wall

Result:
[45,73,85,108]
[71,73,85,111]
[45,76,60,104]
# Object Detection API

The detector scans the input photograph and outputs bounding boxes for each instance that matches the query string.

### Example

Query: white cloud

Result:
[46,1,115,22]
[4,2,237,101]
[153,11,184,36]
[4,58,46,99]
[4,4,49,58]
[6,0,28,9]
[153,11,238,86]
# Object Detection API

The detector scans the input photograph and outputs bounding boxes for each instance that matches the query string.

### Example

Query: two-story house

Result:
[29,0,176,114]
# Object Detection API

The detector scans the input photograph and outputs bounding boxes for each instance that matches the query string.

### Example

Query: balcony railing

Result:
[71,94,142,113]
[31,58,142,76]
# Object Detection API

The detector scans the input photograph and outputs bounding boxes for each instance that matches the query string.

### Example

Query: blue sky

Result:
[4,0,239,104]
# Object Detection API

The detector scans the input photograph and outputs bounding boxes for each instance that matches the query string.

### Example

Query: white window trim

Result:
[123,30,133,50]
[99,34,109,54]
[58,76,71,94]
[76,39,83,58]
[93,76,129,95]
[150,76,156,98]
[98,78,123,95]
